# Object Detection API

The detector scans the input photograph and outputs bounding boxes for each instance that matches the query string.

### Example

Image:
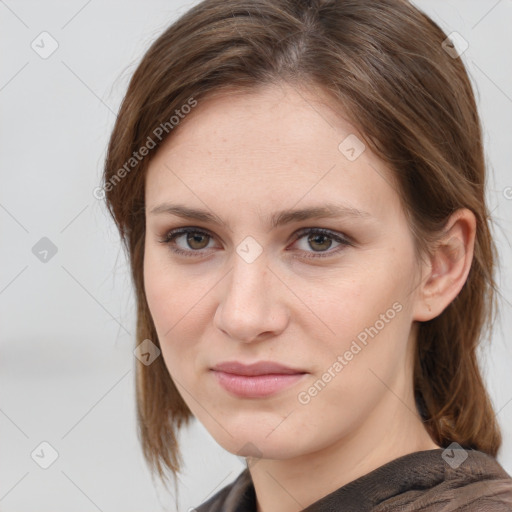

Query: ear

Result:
[413,208,476,322]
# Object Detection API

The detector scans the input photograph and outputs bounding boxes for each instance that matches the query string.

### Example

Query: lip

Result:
[210,360,308,398]
[211,360,307,376]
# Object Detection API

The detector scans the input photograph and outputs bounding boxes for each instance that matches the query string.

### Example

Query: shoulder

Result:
[377,448,512,512]
[194,468,254,512]
[440,449,512,511]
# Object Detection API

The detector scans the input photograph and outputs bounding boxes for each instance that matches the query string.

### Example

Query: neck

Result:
[249,384,440,512]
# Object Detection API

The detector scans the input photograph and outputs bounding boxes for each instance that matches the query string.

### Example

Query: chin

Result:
[204,419,307,462]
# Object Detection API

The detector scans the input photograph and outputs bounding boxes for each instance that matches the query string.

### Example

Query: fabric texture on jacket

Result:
[194,448,512,511]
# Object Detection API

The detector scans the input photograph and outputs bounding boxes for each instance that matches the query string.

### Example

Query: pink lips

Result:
[210,361,308,398]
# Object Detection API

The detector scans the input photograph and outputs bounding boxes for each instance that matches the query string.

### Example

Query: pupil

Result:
[310,234,331,251]
[188,233,208,249]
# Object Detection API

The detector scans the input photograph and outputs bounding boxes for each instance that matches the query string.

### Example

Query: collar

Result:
[223,448,511,512]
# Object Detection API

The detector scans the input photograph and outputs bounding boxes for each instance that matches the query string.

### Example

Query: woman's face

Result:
[144,83,425,460]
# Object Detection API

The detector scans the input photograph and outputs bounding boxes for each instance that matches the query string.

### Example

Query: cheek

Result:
[143,246,199,334]
[143,251,187,363]
[307,258,413,374]
[143,260,174,335]
[307,265,397,336]
[143,248,213,379]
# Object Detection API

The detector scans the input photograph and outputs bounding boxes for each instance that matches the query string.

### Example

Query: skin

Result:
[143,82,476,512]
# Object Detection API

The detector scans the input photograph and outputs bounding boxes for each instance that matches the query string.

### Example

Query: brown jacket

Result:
[194,448,512,511]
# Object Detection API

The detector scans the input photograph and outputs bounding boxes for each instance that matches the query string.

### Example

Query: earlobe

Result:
[413,208,476,322]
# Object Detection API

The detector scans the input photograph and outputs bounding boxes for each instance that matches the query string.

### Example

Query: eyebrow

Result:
[148,202,372,230]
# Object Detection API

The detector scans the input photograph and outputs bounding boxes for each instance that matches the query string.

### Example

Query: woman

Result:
[101,0,512,510]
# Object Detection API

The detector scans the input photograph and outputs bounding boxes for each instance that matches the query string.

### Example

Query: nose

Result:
[213,252,289,343]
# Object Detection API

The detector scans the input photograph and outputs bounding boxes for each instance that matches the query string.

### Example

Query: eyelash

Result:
[158,226,353,259]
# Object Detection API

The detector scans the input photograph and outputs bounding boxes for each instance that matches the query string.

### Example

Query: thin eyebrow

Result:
[148,203,372,230]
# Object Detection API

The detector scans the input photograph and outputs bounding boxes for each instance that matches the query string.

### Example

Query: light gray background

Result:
[0,1,511,510]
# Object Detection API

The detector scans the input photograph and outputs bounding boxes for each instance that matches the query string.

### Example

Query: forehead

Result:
[157,83,355,162]
[144,83,401,223]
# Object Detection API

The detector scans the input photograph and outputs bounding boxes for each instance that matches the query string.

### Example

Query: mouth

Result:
[210,360,308,398]
[211,360,307,375]
[211,371,307,398]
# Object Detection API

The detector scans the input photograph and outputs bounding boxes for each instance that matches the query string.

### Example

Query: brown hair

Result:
[102,0,502,489]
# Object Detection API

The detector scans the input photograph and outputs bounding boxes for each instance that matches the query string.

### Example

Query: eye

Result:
[158,227,216,257]
[290,228,352,259]
[158,227,352,259]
